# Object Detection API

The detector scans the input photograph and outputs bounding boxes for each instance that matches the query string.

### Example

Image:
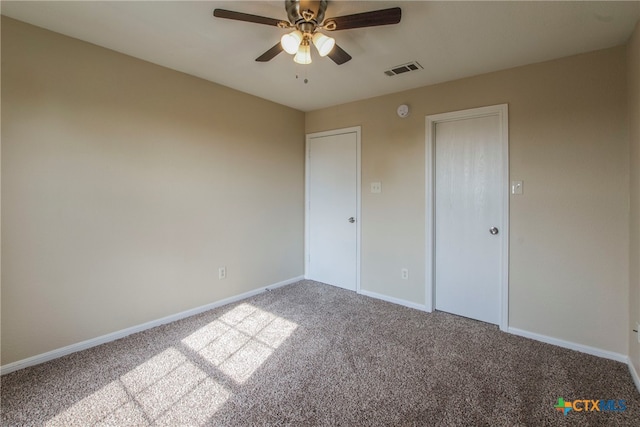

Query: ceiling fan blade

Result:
[327,44,352,65]
[325,7,401,31]
[256,43,284,62]
[213,9,284,27]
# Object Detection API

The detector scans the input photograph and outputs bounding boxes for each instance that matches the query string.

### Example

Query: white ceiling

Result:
[2,1,639,111]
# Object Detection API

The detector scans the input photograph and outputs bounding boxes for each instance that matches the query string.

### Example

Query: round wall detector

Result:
[397,104,410,118]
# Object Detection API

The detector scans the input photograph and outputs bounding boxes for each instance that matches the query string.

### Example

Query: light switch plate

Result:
[511,180,523,195]
[371,182,382,193]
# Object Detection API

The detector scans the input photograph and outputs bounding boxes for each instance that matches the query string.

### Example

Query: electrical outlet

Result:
[218,267,226,280]
[401,268,409,280]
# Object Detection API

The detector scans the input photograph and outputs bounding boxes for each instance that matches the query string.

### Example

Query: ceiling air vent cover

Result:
[384,61,423,76]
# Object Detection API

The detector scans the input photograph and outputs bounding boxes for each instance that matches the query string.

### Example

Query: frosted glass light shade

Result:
[281,30,303,55]
[294,43,312,64]
[312,32,335,57]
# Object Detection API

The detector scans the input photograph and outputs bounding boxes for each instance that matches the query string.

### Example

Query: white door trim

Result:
[305,126,361,293]
[425,105,509,331]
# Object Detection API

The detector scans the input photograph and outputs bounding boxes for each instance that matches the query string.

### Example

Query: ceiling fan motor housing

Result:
[286,0,328,28]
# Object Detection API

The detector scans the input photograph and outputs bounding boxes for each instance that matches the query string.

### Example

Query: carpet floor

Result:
[1,280,639,426]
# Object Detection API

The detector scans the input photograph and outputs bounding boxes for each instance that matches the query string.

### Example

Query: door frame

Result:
[305,126,362,292]
[425,104,509,331]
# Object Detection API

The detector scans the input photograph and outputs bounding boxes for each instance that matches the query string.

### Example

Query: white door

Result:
[306,128,360,291]
[427,106,508,326]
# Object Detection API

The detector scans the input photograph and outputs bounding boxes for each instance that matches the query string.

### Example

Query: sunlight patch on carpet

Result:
[121,347,186,393]
[181,320,231,351]
[134,360,208,418]
[183,303,298,383]
[46,303,296,425]
[45,380,131,426]
[152,378,230,426]
[46,348,231,426]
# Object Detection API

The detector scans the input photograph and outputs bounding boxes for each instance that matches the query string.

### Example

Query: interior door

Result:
[434,114,503,325]
[306,129,359,291]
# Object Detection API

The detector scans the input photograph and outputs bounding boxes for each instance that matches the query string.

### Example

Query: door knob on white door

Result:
[489,227,499,235]
[348,217,356,223]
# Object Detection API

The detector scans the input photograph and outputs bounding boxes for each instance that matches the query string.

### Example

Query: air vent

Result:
[384,61,423,76]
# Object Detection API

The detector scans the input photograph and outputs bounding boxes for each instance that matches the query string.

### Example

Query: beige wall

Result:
[1,17,305,365]
[629,20,640,375]
[307,47,630,355]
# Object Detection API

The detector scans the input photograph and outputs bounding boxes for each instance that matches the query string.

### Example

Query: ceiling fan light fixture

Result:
[312,32,335,57]
[294,42,312,64]
[281,30,303,55]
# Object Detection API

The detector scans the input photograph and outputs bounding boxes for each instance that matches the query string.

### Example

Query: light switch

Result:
[371,182,382,193]
[511,180,523,195]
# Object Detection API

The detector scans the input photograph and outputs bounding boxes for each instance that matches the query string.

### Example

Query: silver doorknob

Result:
[489,227,499,235]
[348,217,355,223]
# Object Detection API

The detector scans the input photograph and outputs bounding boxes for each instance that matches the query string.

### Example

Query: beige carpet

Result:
[1,280,638,426]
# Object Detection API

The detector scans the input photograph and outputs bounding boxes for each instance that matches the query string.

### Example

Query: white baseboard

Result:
[0,276,304,376]
[507,327,628,364]
[358,289,427,312]
[628,358,640,393]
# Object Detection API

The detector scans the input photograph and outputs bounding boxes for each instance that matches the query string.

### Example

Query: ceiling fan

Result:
[213,0,401,65]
